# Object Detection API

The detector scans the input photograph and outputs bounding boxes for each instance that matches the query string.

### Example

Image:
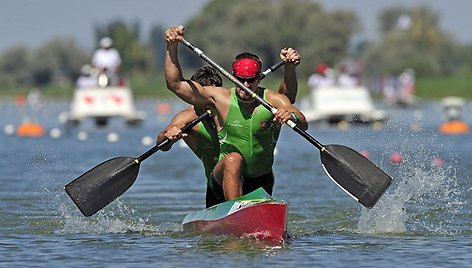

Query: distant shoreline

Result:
[0,73,471,101]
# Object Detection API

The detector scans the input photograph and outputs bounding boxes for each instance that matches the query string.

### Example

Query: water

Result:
[1,99,472,267]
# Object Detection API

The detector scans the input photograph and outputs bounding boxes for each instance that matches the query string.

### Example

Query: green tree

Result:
[94,20,153,77]
[378,6,409,34]
[149,24,166,72]
[32,38,88,86]
[0,39,87,89]
[0,46,33,87]
[363,5,466,78]
[183,0,360,77]
[465,45,472,74]
[362,31,440,76]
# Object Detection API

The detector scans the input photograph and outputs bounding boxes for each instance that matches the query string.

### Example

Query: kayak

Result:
[181,188,288,244]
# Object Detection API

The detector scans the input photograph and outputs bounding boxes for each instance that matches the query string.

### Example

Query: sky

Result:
[1,0,471,54]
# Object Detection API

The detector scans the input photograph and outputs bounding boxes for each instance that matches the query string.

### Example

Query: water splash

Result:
[357,151,463,236]
[24,144,180,237]
[58,199,178,235]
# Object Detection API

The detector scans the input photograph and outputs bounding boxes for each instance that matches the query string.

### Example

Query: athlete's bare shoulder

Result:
[265,88,291,106]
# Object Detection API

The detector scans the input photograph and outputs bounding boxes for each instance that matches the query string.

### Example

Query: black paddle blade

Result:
[320,144,392,208]
[65,157,140,217]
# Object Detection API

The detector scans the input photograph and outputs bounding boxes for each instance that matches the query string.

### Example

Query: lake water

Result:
[1,99,471,267]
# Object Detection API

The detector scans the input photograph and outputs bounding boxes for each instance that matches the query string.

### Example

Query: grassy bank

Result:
[1,73,471,100]
[415,75,472,99]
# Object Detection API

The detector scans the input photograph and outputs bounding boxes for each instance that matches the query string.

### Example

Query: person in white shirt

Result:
[398,68,415,96]
[337,64,359,87]
[91,37,122,86]
[307,63,335,92]
[76,64,98,88]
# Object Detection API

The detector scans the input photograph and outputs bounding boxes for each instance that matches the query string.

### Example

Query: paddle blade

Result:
[320,145,392,208]
[65,157,140,217]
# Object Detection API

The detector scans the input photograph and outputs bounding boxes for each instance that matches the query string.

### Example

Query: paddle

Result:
[65,110,211,217]
[258,60,284,79]
[180,38,392,208]
[65,61,286,217]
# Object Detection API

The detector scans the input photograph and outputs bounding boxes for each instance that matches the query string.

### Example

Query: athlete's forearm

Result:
[278,64,298,104]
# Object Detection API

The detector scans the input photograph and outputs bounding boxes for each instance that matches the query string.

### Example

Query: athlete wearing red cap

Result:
[232,58,261,78]
[164,25,307,203]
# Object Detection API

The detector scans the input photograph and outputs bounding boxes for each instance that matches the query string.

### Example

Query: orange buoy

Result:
[16,123,45,137]
[439,120,469,134]
[156,102,172,115]
[15,95,26,107]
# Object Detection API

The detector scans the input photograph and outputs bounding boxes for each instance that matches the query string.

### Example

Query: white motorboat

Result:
[60,83,146,127]
[301,86,387,124]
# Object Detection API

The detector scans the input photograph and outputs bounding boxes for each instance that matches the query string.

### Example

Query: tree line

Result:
[0,0,470,94]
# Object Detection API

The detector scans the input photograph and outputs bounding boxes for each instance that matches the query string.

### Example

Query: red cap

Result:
[232,58,261,78]
[316,64,328,75]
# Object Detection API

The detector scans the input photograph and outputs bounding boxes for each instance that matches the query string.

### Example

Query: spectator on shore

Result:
[307,63,335,92]
[91,37,122,86]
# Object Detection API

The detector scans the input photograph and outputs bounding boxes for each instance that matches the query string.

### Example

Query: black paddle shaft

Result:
[180,38,392,208]
[259,60,285,80]
[137,110,211,162]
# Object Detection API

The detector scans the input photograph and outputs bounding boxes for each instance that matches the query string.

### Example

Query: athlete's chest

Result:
[225,105,275,135]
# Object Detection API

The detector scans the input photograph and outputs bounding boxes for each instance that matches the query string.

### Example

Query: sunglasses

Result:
[236,76,257,83]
